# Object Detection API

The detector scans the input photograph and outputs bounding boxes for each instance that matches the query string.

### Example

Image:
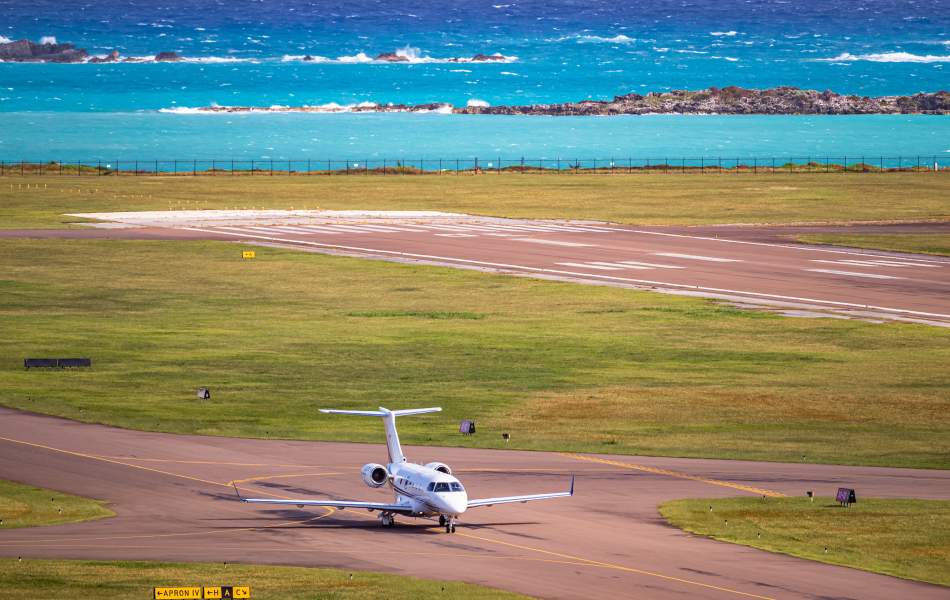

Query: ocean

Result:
[1,0,948,161]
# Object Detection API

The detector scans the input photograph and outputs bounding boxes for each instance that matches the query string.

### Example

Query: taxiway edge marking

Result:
[560,454,786,498]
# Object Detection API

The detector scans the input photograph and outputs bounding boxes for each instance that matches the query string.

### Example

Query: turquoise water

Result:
[3,112,948,167]
[2,0,947,159]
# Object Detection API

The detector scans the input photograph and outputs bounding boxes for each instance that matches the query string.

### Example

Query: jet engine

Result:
[424,462,452,475]
[361,463,390,488]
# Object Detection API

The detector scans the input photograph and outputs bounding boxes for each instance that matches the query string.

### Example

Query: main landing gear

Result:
[440,515,457,533]
[380,513,396,527]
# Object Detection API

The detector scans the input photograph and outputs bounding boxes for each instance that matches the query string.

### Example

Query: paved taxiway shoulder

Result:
[1,408,947,600]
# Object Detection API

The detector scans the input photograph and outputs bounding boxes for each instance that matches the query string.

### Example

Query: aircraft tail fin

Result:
[319,406,442,464]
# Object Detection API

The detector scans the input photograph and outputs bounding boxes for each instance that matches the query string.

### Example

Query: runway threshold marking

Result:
[455,530,775,600]
[184,228,950,321]
[560,454,786,498]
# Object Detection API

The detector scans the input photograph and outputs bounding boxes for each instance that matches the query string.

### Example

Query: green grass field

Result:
[1,173,948,229]
[660,496,950,587]
[0,479,113,529]
[0,559,526,599]
[797,233,950,257]
[2,238,947,468]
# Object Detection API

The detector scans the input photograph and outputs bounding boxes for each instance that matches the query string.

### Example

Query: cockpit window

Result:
[427,482,435,492]
[450,482,464,492]
[434,482,451,492]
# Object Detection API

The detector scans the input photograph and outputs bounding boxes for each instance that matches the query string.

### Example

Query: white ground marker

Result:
[655,252,741,263]
[556,262,625,270]
[805,269,904,280]
[515,238,595,247]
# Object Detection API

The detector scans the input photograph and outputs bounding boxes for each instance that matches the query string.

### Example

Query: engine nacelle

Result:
[424,462,452,475]
[361,463,390,488]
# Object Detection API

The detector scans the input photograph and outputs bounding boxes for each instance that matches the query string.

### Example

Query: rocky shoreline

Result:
[183,87,950,116]
[0,38,512,64]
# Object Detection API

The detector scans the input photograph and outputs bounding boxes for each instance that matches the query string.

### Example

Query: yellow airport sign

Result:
[154,588,201,599]
[204,586,251,599]
[242,250,256,259]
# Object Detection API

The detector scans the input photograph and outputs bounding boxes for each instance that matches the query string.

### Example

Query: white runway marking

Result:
[182,227,950,322]
[435,233,478,238]
[587,262,652,270]
[515,239,595,247]
[805,269,904,280]
[811,259,941,269]
[655,252,741,263]
[556,262,625,270]
[618,260,685,269]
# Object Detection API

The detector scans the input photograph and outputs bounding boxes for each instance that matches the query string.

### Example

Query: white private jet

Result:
[234,407,573,533]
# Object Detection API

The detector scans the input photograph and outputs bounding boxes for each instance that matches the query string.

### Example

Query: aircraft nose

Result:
[439,494,467,516]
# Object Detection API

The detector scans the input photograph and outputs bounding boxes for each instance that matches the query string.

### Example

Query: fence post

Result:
[753,158,757,174]
[250,159,255,174]
[917,155,920,171]
[307,159,311,175]
[270,160,273,176]
[232,160,235,175]
[1,160,4,176]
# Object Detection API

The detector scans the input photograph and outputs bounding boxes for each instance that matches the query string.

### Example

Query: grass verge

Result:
[0,480,113,528]
[0,559,527,599]
[797,233,950,256]
[1,238,947,468]
[659,496,950,587]
[1,173,948,229]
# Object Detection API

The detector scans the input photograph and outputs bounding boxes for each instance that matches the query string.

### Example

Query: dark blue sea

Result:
[1,0,947,161]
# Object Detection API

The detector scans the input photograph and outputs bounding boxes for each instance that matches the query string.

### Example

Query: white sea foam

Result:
[818,51,950,63]
[710,31,738,37]
[466,99,490,107]
[180,56,254,63]
[0,36,12,44]
[337,51,374,63]
[39,36,57,45]
[281,54,331,63]
[158,106,206,114]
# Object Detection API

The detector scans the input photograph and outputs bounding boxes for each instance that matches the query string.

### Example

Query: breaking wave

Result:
[549,34,636,44]
[818,51,950,63]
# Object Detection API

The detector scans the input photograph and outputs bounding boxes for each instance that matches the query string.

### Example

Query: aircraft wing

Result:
[232,484,413,513]
[467,476,574,508]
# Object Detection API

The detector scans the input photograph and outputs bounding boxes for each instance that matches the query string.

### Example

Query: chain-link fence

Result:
[1,156,947,176]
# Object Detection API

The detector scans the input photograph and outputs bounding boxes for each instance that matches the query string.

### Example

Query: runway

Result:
[9,210,949,326]
[1,408,948,599]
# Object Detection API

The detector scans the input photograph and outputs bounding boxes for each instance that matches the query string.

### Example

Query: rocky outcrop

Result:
[374,52,409,62]
[186,87,950,116]
[0,39,88,63]
[468,53,507,62]
[154,51,181,62]
[89,50,120,64]
[453,87,950,115]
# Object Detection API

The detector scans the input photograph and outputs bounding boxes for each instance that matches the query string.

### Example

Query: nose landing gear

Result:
[442,516,457,533]
[380,513,395,527]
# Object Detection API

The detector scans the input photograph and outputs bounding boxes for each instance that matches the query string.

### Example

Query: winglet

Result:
[569,475,575,496]
[231,482,246,502]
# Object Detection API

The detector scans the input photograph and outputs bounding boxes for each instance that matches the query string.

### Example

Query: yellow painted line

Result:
[0,511,335,546]
[230,472,343,485]
[456,530,775,600]
[90,455,339,468]
[0,435,329,503]
[561,453,786,498]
